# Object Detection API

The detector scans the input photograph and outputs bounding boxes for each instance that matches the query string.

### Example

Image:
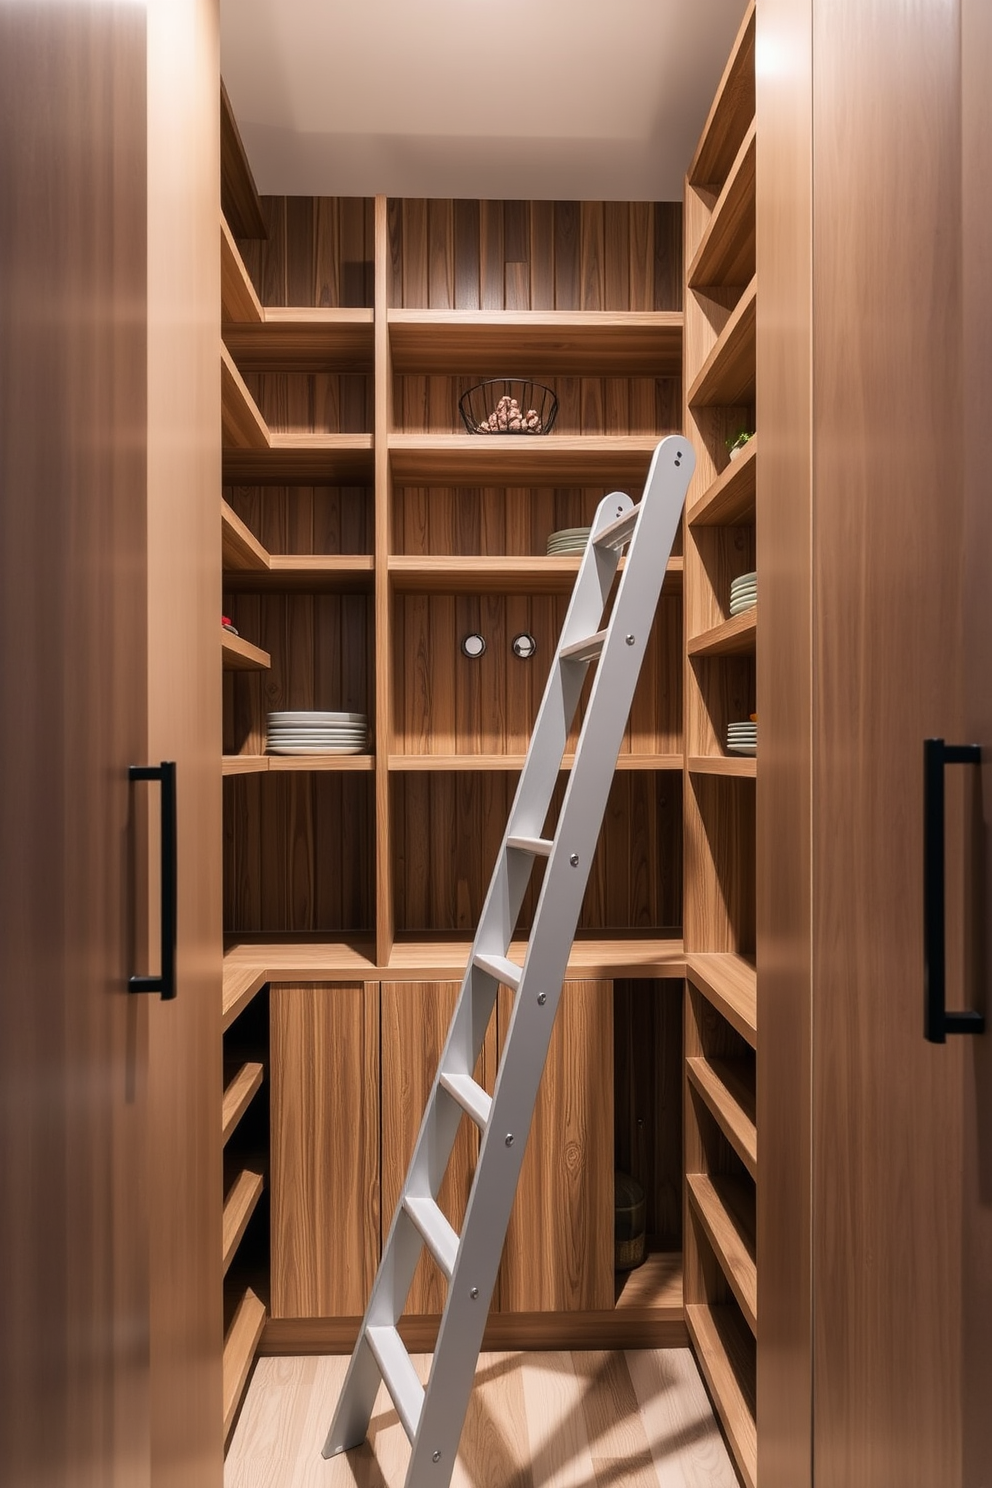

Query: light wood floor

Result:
[225,1349,739,1488]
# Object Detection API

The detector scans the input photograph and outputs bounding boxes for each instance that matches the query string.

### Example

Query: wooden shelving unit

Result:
[682,6,758,1484]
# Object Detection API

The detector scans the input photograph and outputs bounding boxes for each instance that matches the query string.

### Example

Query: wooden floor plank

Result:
[225,1350,738,1488]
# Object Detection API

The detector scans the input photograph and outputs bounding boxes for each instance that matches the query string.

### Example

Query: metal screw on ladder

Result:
[569,853,579,866]
[505,1134,514,1147]
[537,992,547,1005]
[470,1287,479,1300]
[626,634,635,646]
[432,1452,441,1463]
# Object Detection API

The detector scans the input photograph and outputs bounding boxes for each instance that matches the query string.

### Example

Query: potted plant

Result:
[726,429,755,461]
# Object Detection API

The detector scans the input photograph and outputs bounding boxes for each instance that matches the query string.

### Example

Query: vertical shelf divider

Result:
[375,195,395,967]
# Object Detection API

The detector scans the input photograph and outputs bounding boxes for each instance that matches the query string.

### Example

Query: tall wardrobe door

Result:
[0,6,151,1486]
[146,3,223,1485]
[959,0,992,1475]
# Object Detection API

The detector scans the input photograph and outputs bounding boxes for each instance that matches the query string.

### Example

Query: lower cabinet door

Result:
[269,981,380,1319]
[380,980,496,1316]
[496,978,615,1313]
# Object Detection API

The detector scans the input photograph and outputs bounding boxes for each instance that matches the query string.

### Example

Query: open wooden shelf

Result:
[688,123,756,291]
[387,554,682,595]
[388,751,683,773]
[222,1062,265,1147]
[221,632,271,672]
[388,433,660,486]
[687,0,756,189]
[686,952,757,1048]
[223,1287,267,1439]
[687,754,756,779]
[221,217,263,325]
[222,1165,265,1276]
[687,437,757,526]
[687,606,756,657]
[685,1301,756,1488]
[221,342,268,451]
[687,1171,757,1334]
[222,499,373,591]
[687,278,757,409]
[686,1056,757,1180]
[388,309,683,376]
[614,1249,683,1312]
[223,753,374,776]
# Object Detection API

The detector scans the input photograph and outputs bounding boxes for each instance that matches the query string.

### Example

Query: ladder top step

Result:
[439,1071,492,1130]
[473,951,523,991]
[560,629,607,663]
[594,504,640,550]
[366,1326,424,1444]
[403,1194,460,1281]
[506,833,553,858]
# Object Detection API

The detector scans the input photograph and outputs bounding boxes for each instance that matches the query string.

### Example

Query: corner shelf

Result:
[685,1301,756,1488]
[222,1061,265,1147]
[687,437,757,526]
[686,1,756,190]
[686,1055,757,1180]
[688,123,756,291]
[686,952,757,1048]
[388,433,660,486]
[388,309,683,376]
[686,1171,757,1334]
[687,278,757,409]
[222,1164,265,1277]
[223,1287,267,1440]
[687,606,756,657]
[222,632,271,671]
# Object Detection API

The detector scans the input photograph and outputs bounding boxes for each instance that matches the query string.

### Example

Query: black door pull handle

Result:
[129,762,177,1000]
[923,738,983,1042]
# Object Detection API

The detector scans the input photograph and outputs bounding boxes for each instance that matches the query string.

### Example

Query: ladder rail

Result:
[322,436,694,1481]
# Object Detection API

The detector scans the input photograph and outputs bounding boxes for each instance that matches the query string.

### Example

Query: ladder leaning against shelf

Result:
[323,435,695,1488]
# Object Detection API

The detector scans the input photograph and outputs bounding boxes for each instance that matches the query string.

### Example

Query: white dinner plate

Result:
[267,710,367,725]
[267,744,368,756]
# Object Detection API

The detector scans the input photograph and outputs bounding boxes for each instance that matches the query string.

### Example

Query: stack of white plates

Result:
[266,710,369,756]
[727,720,757,756]
[730,570,757,615]
[546,526,592,556]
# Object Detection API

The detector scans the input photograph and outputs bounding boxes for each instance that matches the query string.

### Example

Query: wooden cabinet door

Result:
[269,983,380,1319]
[0,6,151,1484]
[381,981,495,1316]
[497,979,614,1314]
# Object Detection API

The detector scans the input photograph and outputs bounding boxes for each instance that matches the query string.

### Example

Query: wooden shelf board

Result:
[220,80,266,240]
[388,309,683,376]
[388,433,660,486]
[222,1166,264,1276]
[221,342,268,451]
[222,1061,264,1147]
[221,632,271,671]
[387,554,682,595]
[687,1172,757,1334]
[687,278,757,409]
[220,216,262,326]
[223,433,374,487]
[222,931,685,995]
[222,754,374,775]
[615,1249,683,1311]
[686,1056,757,1179]
[688,124,756,291]
[225,554,374,592]
[686,952,757,1047]
[389,752,683,773]
[687,437,757,526]
[223,1287,267,1440]
[685,1302,756,1488]
[687,1,756,189]
[687,606,756,657]
[224,308,375,373]
[221,498,268,572]
[687,755,757,779]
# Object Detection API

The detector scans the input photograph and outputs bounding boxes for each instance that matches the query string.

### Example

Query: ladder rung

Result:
[403,1194,460,1280]
[594,504,639,550]
[506,833,553,858]
[560,629,607,663]
[473,951,523,991]
[439,1071,492,1130]
[366,1326,424,1443]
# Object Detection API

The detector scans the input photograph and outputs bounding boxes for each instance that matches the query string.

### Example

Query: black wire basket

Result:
[458,379,559,435]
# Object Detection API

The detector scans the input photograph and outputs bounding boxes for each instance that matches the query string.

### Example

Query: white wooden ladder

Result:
[323,435,694,1488]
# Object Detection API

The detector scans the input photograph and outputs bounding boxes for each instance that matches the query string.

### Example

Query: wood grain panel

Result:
[613,980,684,1247]
[497,980,614,1313]
[269,982,380,1318]
[243,372,371,434]
[0,9,151,1483]
[393,374,679,436]
[684,775,755,958]
[220,77,265,238]
[224,483,372,557]
[380,981,495,1314]
[237,196,374,309]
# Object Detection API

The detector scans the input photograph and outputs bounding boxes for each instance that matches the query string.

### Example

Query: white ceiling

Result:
[221,0,749,202]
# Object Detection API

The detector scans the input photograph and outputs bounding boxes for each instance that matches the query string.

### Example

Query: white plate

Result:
[727,744,757,756]
[267,733,368,744]
[731,571,757,586]
[267,710,367,724]
[547,528,591,539]
[729,599,757,615]
[267,745,368,756]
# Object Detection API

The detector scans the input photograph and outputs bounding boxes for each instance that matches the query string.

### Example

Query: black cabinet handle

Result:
[923,738,984,1042]
[129,762,177,1000]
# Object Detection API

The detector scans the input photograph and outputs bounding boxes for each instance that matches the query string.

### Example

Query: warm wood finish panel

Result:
[687,278,757,408]
[222,1166,265,1276]
[225,483,372,557]
[222,498,269,571]
[393,773,682,935]
[222,632,271,672]
[688,438,757,527]
[224,774,374,935]
[389,310,682,376]
[243,370,372,433]
[221,216,263,324]
[388,433,661,487]
[224,436,375,487]
[685,1303,756,1488]
[497,980,615,1313]
[220,78,265,239]
[686,1173,756,1335]
[686,955,757,1048]
[687,607,756,658]
[388,199,682,312]
[686,1056,756,1180]
[269,982,380,1317]
[237,197,375,309]
[380,981,495,1314]
[687,2,756,188]
[222,342,269,449]
[394,373,680,438]
[613,980,684,1248]
[222,1062,265,1147]
[222,1289,267,1440]
[688,124,756,291]
[390,554,681,596]
[684,777,756,959]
